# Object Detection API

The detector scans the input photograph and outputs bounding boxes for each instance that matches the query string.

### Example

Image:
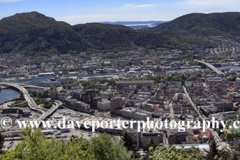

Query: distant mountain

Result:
[101,21,167,29]
[0,12,215,55]
[149,12,240,36]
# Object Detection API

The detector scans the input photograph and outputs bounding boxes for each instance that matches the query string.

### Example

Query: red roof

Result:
[199,129,213,138]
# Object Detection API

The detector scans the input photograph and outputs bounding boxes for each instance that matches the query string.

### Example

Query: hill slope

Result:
[0,12,215,55]
[149,12,240,36]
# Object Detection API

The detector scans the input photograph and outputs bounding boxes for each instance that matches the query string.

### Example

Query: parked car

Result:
[8,141,14,149]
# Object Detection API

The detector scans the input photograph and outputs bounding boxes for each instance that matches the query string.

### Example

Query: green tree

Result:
[232,152,240,160]
[0,127,93,159]
[204,140,230,160]
[143,138,156,152]
[89,132,132,160]
[122,131,135,151]
[50,85,55,90]
[0,131,4,153]
[149,138,156,150]
[30,90,38,97]
[19,91,24,99]
[149,145,201,160]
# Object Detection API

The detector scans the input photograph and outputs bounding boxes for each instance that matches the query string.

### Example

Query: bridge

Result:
[0,82,44,114]
[37,100,62,121]
[196,60,225,75]
[0,82,60,120]
[9,82,45,90]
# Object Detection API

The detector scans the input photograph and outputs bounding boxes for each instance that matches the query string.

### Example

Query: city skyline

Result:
[0,0,239,25]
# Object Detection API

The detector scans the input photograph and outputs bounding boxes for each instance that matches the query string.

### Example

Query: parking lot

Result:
[1,109,100,151]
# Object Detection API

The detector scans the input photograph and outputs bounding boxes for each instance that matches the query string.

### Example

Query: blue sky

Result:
[0,0,239,25]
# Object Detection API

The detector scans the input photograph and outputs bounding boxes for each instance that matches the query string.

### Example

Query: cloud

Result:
[0,0,22,2]
[182,0,240,9]
[124,4,156,8]
[124,4,134,7]
[134,4,157,7]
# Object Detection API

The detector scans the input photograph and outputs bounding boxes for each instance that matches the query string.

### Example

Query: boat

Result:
[19,77,32,81]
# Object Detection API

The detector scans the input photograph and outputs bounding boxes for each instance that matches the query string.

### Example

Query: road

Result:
[37,100,62,121]
[2,101,15,108]
[182,86,230,149]
[169,102,175,120]
[183,86,204,120]
[232,47,235,56]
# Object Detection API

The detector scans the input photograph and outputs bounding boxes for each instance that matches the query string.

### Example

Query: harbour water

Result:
[0,89,20,103]
[6,66,240,85]
[166,66,240,73]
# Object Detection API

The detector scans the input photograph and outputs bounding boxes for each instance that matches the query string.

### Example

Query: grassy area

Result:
[59,104,95,115]
[35,99,54,109]
[9,100,28,108]
[0,96,24,105]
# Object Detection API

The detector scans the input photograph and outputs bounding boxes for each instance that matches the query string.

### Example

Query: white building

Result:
[236,78,240,84]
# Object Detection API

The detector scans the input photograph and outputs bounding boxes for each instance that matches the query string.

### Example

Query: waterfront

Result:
[0,89,20,103]
[7,72,125,86]
[166,66,240,73]
[6,66,240,86]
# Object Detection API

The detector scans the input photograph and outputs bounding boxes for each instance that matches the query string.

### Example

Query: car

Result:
[8,141,14,149]
[55,132,61,136]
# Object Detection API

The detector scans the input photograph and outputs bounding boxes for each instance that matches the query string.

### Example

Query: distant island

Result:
[101,21,167,29]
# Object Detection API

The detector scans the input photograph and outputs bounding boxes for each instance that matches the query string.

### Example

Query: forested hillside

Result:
[149,12,240,36]
[0,12,215,55]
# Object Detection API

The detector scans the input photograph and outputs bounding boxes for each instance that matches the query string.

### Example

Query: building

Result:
[36,81,61,87]
[99,91,113,99]
[199,129,213,142]
[186,135,200,144]
[209,111,237,120]
[106,52,114,55]
[236,78,240,84]
[236,55,240,61]
[60,54,72,59]
[167,128,194,144]
[138,48,144,52]
[38,72,54,76]
[81,89,96,107]
[1,130,26,137]
[121,107,152,121]
[213,101,233,110]
[234,139,240,148]
[116,80,155,88]
[185,81,193,87]
[69,90,83,101]
[110,97,126,115]
[97,99,111,111]
[200,101,235,115]
[75,101,90,110]
[2,108,30,116]
[141,131,164,147]
[56,77,78,84]
[80,52,86,57]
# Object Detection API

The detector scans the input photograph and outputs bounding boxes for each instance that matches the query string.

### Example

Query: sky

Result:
[0,0,239,25]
